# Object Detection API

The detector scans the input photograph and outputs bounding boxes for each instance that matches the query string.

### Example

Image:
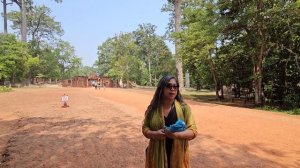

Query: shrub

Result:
[283,93,300,108]
[0,86,12,92]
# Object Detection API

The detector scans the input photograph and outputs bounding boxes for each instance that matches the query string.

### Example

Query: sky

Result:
[0,0,174,66]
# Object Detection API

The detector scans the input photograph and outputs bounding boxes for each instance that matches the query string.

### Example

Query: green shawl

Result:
[142,100,197,168]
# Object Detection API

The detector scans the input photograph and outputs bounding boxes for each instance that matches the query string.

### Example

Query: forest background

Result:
[0,0,299,113]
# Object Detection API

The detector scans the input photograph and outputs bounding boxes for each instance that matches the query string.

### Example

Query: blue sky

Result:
[0,0,174,66]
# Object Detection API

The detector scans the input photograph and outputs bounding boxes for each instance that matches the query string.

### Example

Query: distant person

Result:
[103,83,106,90]
[98,82,101,90]
[61,94,69,108]
[142,75,198,168]
[93,81,97,90]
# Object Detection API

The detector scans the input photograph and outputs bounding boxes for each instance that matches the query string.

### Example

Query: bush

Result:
[257,105,300,115]
[283,93,300,108]
[0,86,12,92]
[287,108,300,115]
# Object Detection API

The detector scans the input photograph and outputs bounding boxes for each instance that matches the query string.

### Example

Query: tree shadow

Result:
[184,94,256,109]
[189,133,290,168]
[1,113,295,168]
[0,115,146,168]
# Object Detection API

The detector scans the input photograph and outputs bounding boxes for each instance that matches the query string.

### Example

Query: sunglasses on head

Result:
[165,83,179,90]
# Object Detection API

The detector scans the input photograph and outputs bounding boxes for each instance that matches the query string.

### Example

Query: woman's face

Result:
[163,78,178,101]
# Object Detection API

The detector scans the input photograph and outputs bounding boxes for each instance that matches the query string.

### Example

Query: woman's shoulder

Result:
[178,100,188,108]
[175,100,191,112]
[179,102,191,114]
[145,105,159,116]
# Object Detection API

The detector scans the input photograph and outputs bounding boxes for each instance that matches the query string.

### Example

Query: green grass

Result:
[256,106,300,115]
[0,86,12,92]
[181,88,254,107]
[181,88,299,115]
[182,89,217,102]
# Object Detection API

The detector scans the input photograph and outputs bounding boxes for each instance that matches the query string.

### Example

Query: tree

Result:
[10,0,62,42]
[7,6,64,69]
[11,0,27,41]
[96,37,117,77]
[133,23,156,86]
[7,4,63,49]
[96,30,173,87]
[106,33,145,86]
[55,40,82,79]
[150,36,175,84]
[219,0,300,105]
[27,5,63,51]
[163,0,184,89]
[0,33,31,83]
[174,0,224,98]
[26,55,39,83]
[2,0,13,34]
[75,66,97,77]
[261,1,300,107]
[39,46,61,81]
[174,0,184,89]
[133,23,174,86]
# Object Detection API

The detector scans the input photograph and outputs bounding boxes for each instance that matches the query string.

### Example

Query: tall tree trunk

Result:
[148,58,152,86]
[253,0,266,105]
[208,55,220,100]
[20,0,27,42]
[3,0,8,34]
[253,63,263,104]
[174,0,184,89]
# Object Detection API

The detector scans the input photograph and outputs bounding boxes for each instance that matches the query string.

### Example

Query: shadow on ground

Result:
[0,117,290,168]
[184,94,256,108]
[190,134,287,168]
[0,116,145,168]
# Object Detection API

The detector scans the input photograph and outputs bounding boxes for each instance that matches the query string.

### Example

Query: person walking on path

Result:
[142,75,198,168]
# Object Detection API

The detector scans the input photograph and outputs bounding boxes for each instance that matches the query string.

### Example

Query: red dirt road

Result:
[0,86,299,168]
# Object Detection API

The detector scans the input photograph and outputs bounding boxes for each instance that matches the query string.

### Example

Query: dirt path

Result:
[0,87,299,168]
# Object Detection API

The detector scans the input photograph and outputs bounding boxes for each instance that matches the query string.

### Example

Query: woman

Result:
[142,75,197,168]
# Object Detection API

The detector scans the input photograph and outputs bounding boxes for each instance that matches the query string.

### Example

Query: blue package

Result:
[164,119,186,132]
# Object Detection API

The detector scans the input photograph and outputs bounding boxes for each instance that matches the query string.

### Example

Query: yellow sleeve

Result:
[183,104,198,138]
[142,114,151,138]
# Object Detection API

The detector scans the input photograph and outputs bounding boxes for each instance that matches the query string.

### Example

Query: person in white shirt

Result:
[61,94,69,107]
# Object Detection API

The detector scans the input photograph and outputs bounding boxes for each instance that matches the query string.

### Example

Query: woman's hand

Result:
[164,129,195,140]
[164,129,178,139]
[147,129,166,140]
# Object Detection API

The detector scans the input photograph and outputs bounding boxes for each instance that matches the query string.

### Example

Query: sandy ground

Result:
[0,86,299,168]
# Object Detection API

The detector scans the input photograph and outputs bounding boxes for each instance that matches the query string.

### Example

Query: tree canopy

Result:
[96,24,174,87]
[1,0,299,110]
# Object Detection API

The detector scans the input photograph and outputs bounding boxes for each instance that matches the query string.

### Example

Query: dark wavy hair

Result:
[145,75,184,117]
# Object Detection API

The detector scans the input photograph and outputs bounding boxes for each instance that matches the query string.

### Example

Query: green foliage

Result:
[96,37,117,76]
[75,66,98,77]
[4,0,70,83]
[218,42,253,89]
[39,46,61,80]
[217,0,300,106]
[0,33,31,83]
[133,23,174,86]
[257,106,300,115]
[283,94,300,109]
[288,108,300,115]
[96,26,173,87]
[34,41,82,81]
[174,0,223,89]
[168,0,299,109]
[260,1,300,107]
[0,86,12,92]
[7,4,64,44]
[55,40,82,79]
[27,56,40,80]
